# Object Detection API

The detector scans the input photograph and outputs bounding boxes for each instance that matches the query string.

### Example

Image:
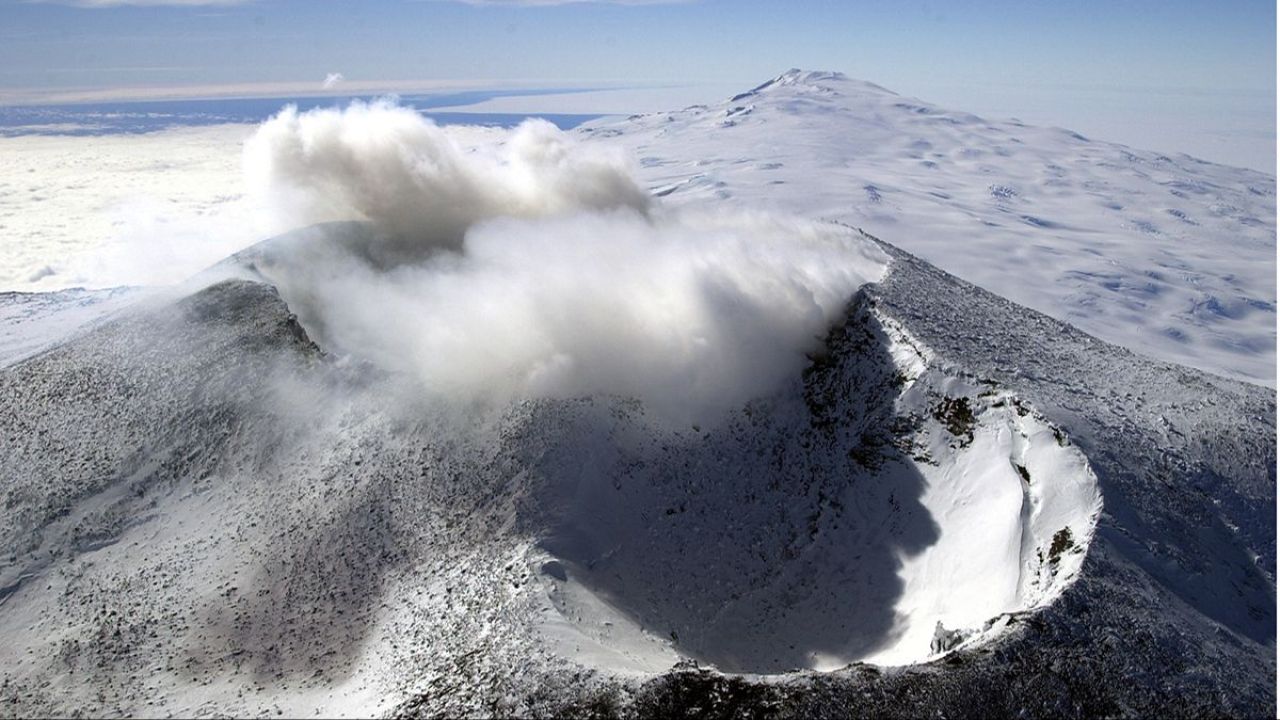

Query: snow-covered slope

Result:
[583,70,1276,387]
[0,223,1270,718]
[0,286,143,368]
[528,297,1102,674]
[0,72,1273,718]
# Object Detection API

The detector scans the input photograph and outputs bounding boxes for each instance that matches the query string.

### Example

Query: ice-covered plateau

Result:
[0,72,1274,719]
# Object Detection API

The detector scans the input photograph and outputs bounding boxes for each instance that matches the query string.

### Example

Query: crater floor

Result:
[529,299,1102,673]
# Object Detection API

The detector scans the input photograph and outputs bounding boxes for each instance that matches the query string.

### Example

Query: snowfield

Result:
[588,70,1276,387]
[0,71,1273,718]
[0,71,1272,388]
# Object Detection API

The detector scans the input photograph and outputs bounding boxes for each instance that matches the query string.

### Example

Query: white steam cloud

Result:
[243,101,887,422]
[245,100,651,264]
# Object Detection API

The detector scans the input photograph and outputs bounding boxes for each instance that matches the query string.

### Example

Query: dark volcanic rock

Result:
[0,238,1272,718]
[545,235,1276,719]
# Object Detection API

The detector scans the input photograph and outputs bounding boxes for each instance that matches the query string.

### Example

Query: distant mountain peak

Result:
[773,68,849,85]
[731,69,898,103]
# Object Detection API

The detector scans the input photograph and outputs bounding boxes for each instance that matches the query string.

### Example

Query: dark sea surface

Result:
[0,88,604,136]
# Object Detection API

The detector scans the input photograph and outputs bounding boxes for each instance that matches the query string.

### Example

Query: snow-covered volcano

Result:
[0,72,1273,718]
[0,226,1269,717]
[589,69,1276,387]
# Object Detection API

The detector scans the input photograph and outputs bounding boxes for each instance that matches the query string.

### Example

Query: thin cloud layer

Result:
[37,0,255,7]
[448,1,693,5]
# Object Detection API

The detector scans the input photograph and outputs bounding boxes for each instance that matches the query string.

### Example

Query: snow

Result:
[525,305,1101,673]
[0,71,1271,388]
[0,70,1272,717]
[582,69,1276,387]
[858,323,1102,666]
[0,286,144,367]
[2,252,1262,717]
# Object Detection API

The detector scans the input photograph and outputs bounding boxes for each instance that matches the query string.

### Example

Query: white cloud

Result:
[0,124,260,291]
[244,100,653,255]
[243,100,886,423]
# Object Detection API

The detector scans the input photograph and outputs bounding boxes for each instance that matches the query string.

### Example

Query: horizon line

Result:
[0,76,707,107]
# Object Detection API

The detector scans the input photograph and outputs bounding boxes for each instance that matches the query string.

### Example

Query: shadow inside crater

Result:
[520,292,941,672]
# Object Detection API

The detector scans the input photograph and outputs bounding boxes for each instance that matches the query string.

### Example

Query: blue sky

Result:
[2,0,1273,93]
[0,0,1275,168]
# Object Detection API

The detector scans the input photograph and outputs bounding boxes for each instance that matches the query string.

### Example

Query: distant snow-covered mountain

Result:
[583,69,1276,387]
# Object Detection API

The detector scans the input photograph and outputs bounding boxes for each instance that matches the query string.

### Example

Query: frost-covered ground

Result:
[0,286,144,367]
[0,229,1269,718]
